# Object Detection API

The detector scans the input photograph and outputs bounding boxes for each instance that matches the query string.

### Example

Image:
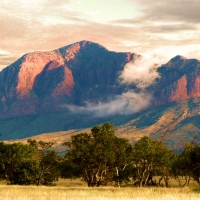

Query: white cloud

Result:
[1,0,200,71]
[0,50,10,55]
[119,54,161,89]
[64,91,151,117]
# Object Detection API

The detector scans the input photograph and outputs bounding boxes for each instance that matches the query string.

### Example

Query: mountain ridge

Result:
[0,40,137,118]
[0,41,200,147]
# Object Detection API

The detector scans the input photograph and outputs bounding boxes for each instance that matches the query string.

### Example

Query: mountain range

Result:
[0,41,200,149]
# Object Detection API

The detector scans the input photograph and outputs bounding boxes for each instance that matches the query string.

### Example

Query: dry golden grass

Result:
[0,178,200,200]
[0,185,200,200]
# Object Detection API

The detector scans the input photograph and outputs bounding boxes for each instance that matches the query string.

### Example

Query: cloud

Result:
[124,0,200,23]
[112,0,200,59]
[64,91,152,117]
[1,0,200,71]
[0,50,20,71]
[119,45,200,93]
[137,0,200,23]
[119,55,160,89]
[65,51,166,117]
[0,50,10,55]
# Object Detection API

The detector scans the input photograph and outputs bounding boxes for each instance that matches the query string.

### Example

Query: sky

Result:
[1,0,200,71]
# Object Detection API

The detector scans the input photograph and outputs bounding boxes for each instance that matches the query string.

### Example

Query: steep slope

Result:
[153,55,200,105]
[0,41,137,118]
[7,98,200,150]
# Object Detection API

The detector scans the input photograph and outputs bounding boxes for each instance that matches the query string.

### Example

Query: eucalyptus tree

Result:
[131,136,175,187]
[66,122,132,187]
[171,142,200,186]
[171,142,193,187]
[189,145,200,185]
[27,139,61,185]
[0,141,39,185]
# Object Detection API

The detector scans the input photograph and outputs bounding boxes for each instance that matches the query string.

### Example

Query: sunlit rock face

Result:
[153,55,200,105]
[1,40,200,120]
[0,41,136,118]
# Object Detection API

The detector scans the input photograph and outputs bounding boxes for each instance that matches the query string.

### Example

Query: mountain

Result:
[154,55,200,105]
[0,41,200,148]
[0,41,137,119]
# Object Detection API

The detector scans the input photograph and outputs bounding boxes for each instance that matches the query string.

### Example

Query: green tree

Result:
[66,122,132,187]
[189,145,200,184]
[112,137,133,186]
[171,142,193,187]
[27,139,61,185]
[176,144,200,185]
[0,142,39,185]
[59,158,82,179]
[131,136,174,187]
[0,140,61,186]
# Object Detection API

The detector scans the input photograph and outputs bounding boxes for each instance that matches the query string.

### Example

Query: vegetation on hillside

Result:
[0,122,200,188]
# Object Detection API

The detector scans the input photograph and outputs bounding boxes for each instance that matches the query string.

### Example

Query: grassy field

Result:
[0,179,200,200]
[0,185,200,200]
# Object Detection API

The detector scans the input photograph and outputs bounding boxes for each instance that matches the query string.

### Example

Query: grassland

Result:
[0,185,200,200]
[0,179,200,200]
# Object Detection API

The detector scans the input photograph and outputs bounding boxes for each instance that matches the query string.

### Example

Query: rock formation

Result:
[1,42,200,143]
[0,41,137,118]
[154,55,200,105]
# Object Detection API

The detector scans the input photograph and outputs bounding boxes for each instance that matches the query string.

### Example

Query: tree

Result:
[0,140,61,186]
[131,136,175,187]
[59,158,82,179]
[171,142,193,187]
[27,139,61,185]
[112,137,133,186]
[66,122,132,187]
[0,142,40,185]
[172,143,200,186]
[189,146,200,184]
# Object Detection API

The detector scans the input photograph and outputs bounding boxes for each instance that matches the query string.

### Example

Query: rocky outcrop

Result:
[154,55,200,105]
[16,52,65,98]
[0,41,137,119]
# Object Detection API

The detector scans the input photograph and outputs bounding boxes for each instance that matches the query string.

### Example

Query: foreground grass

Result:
[0,179,200,200]
[0,186,200,200]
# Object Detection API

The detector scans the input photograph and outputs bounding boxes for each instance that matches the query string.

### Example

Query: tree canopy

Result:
[0,122,199,188]
[0,140,61,185]
[66,122,132,186]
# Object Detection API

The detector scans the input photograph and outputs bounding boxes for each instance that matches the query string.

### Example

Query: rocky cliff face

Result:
[1,42,200,143]
[0,41,137,118]
[154,55,200,105]
[1,41,200,120]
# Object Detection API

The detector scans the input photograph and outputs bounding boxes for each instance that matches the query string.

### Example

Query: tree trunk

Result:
[159,176,163,186]
[115,167,120,187]
[163,176,169,187]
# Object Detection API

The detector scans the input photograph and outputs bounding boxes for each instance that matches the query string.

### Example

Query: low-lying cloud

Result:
[119,55,160,89]
[64,91,152,117]
[65,54,165,117]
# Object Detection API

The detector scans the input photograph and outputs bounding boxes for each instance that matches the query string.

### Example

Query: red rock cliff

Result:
[154,56,200,105]
[0,41,136,118]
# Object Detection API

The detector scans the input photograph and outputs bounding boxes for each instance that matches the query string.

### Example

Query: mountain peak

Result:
[0,41,136,119]
[170,55,187,62]
[56,40,108,61]
[164,55,187,68]
[58,40,107,52]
